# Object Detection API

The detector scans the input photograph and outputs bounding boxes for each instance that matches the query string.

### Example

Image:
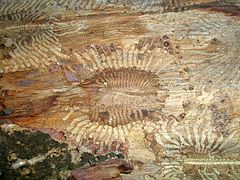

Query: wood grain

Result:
[0,0,240,179]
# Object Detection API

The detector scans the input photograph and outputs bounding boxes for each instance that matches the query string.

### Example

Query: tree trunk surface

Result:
[0,0,240,179]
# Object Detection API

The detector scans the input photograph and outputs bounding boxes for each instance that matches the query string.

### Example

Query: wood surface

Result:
[0,0,240,179]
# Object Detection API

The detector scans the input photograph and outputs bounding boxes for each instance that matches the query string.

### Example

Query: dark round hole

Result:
[0,44,5,49]
[163,41,170,47]
[162,35,169,40]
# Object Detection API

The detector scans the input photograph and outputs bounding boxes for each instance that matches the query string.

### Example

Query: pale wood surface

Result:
[0,0,240,179]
